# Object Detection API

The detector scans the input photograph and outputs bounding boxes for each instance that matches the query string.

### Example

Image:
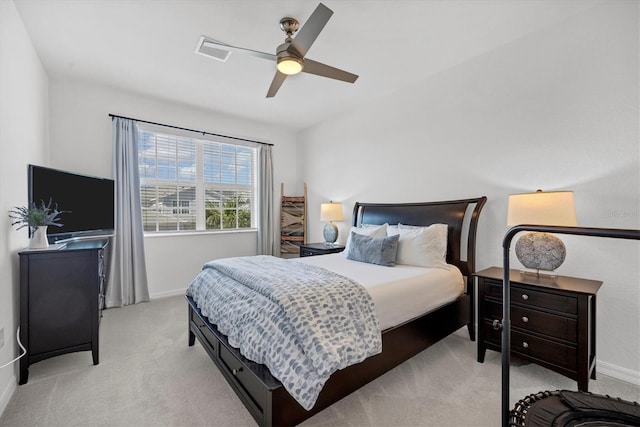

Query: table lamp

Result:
[507,190,577,276]
[320,202,343,245]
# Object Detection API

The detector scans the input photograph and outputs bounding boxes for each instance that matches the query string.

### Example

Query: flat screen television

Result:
[28,164,115,243]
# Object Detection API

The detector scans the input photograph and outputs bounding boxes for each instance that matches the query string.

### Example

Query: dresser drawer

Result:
[97,249,105,276]
[484,280,577,314]
[484,300,577,342]
[483,322,577,371]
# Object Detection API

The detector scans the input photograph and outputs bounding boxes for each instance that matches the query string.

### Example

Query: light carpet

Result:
[1,295,638,426]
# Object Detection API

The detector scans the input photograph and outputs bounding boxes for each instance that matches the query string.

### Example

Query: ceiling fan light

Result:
[277,57,303,75]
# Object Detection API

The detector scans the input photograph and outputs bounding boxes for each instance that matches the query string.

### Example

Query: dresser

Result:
[299,242,345,257]
[19,238,108,384]
[475,266,603,391]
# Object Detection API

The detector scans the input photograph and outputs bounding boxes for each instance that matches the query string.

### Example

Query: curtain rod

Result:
[108,114,273,146]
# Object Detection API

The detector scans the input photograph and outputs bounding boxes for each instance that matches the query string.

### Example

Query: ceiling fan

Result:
[195,3,358,98]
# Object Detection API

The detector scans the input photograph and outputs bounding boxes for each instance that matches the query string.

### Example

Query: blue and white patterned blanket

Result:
[186,255,382,410]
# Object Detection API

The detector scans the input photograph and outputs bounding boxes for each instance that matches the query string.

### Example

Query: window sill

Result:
[143,229,257,238]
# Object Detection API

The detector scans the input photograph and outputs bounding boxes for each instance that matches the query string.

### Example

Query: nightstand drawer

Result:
[483,322,577,371]
[299,248,316,257]
[298,243,345,257]
[485,280,577,314]
[484,300,577,342]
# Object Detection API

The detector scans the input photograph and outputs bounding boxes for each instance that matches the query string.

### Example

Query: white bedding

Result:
[292,253,464,331]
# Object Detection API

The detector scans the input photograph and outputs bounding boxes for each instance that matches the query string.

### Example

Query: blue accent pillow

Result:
[346,232,400,267]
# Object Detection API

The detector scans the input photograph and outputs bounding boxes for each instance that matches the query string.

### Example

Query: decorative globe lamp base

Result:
[515,232,566,277]
[323,222,338,246]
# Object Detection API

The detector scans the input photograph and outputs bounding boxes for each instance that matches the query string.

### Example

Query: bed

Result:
[186,197,487,426]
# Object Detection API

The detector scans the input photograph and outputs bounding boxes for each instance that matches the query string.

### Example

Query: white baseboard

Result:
[0,375,16,420]
[598,360,640,386]
[149,288,186,300]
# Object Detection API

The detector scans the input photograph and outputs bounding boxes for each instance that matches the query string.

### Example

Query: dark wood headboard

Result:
[351,197,487,278]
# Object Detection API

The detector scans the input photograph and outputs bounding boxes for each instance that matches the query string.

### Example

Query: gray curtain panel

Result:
[106,117,150,307]
[257,144,274,255]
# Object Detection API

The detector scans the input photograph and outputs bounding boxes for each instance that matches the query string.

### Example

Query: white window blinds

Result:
[137,128,257,233]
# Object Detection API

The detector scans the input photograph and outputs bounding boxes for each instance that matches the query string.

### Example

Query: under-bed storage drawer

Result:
[187,299,277,425]
[219,344,266,418]
[190,311,218,355]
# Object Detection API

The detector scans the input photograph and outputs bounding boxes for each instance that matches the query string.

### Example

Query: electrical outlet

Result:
[0,328,4,350]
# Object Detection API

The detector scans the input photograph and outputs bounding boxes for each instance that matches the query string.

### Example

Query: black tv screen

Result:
[28,164,115,241]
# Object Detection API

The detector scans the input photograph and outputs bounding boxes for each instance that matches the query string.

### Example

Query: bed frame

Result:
[187,196,487,426]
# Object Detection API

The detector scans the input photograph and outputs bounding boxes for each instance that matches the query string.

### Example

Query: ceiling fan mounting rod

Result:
[279,17,300,40]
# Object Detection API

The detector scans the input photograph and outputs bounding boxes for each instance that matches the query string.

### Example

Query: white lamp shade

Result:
[507,190,577,227]
[320,203,343,222]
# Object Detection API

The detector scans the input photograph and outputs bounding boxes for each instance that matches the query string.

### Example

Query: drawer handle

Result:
[522,316,529,323]
[232,367,243,376]
[521,294,529,300]
[522,342,529,349]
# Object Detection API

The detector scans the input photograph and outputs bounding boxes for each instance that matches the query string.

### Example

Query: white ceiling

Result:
[14,0,603,131]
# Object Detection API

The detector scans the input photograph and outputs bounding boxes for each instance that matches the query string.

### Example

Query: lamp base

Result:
[515,232,566,272]
[323,222,338,245]
[518,269,558,280]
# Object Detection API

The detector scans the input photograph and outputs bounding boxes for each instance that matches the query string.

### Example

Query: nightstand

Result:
[475,266,603,392]
[299,242,345,257]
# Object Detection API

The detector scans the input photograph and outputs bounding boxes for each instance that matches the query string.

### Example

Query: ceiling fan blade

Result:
[266,71,288,98]
[200,38,276,62]
[288,3,333,58]
[302,59,358,83]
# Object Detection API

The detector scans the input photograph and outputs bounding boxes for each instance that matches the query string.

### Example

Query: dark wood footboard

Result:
[188,293,470,427]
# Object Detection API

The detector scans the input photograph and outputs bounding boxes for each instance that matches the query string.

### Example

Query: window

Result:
[137,128,257,233]
[172,200,190,215]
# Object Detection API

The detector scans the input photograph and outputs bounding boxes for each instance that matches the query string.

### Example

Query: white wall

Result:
[48,78,299,298]
[299,2,639,382]
[0,0,49,415]
[3,2,636,417]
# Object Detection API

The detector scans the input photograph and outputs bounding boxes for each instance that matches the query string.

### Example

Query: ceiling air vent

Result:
[195,36,231,62]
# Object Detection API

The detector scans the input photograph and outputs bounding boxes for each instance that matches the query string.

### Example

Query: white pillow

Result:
[388,223,449,269]
[343,223,388,257]
[362,222,398,234]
